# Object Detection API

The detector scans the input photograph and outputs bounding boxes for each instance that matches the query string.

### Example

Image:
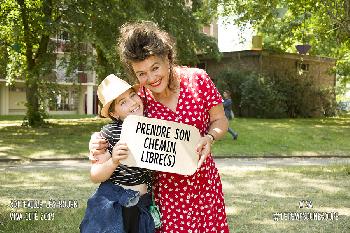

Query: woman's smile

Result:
[149,78,162,87]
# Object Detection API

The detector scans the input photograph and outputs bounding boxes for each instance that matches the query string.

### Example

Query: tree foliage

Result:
[221,0,350,93]
[1,0,61,126]
[0,0,220,126]
[61,0,221,83]
[222,0,350,43]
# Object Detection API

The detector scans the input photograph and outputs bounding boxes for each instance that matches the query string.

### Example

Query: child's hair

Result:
[107,99,119,122]
[223,90,231,97]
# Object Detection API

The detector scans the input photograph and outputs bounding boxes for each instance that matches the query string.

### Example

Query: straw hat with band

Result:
[97,74,139,118]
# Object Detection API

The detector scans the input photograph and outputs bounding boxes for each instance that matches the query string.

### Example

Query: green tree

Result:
[0,0,220,126]
[221,0,350,92]
[222,0,349,42]
[1,0,60,126]
[66,0,220,82]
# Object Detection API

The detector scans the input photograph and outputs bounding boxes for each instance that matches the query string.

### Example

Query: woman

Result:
[90,21,229,232]
[223,90,238,140]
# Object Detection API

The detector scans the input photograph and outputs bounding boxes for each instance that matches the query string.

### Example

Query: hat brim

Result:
[100,100,114,118]
[99,84,141,118]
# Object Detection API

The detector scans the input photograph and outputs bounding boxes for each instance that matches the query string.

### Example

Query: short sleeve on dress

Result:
[196,69,223,112]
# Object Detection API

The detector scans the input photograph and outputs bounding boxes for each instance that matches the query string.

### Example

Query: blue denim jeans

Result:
[80,181,155,233]
[228,127,238,139]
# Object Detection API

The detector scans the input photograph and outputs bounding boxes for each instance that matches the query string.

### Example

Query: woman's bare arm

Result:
[196,103,228,167]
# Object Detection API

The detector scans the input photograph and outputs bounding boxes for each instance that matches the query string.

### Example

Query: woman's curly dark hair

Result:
[117,21,178,90]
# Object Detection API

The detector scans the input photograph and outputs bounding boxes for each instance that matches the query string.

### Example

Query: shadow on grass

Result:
[0,120,108,160]
[222,165,350,232]
[0,169,97,233]
[0,164,349,232]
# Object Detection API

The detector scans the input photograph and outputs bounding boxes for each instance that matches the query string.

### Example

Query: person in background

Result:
[223,90,238,140]
[89,21,230,232]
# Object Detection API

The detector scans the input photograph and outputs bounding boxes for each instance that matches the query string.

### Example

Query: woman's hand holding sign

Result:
[196,135,213,168]
[195,104,229,168]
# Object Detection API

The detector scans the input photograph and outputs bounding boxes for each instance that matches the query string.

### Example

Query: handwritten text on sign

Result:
[120,115,200,176]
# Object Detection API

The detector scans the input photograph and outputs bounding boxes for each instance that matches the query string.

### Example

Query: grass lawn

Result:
[0,164,97,233]
[0,115,349,160]
[0,116,109,160]
[214,116,350,157]
[0,163,349,232]
[0,114,96,123]
[222,164,350,232]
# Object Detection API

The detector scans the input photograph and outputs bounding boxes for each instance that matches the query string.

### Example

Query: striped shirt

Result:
[100,121,152,188]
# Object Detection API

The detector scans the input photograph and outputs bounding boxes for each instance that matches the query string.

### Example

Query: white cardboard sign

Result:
[120,115,201,176]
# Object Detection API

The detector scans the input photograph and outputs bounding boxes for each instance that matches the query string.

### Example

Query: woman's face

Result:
[131,55,170,94]
[109,88,143,120]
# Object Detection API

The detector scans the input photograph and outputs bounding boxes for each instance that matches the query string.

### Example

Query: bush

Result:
[215,69,249,116]
[271,73,337,117]
[319,88,337,116]
[240,73,287,118]
[271,73,315,117]
[214,69,336,118]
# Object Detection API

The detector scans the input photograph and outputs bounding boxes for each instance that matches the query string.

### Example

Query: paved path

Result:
[215,157,350,167]
[1,157,349,172]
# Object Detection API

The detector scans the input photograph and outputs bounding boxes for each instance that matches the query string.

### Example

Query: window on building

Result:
[49,89,78,111]
[59,31,70,41]
[296,61,310,74]
[9,86,26,92]
[78,73,88,83]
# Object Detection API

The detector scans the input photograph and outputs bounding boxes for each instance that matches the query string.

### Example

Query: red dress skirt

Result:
[140,67,229,232]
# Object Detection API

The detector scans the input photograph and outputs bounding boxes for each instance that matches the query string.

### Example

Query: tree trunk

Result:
[25,76,44,127]
[17,0,51,127]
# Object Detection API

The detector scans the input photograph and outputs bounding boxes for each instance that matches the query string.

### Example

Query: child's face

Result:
[109,88,144,120]
[223,92,229,98]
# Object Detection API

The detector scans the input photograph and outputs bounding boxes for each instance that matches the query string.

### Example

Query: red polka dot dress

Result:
[139,67,229,233]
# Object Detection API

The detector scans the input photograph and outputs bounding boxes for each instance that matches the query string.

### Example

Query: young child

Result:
[223,90,238,140]
[80,74,155,233]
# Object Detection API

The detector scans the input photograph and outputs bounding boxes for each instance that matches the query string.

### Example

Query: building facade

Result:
[199,50,336,89]
[0,33,98,116]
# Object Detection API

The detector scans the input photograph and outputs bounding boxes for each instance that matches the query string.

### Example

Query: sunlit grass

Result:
[0,165,97,233]
[0,117,109,160]
[0,163,349,232]
[0,114,96,121]
[214,116,350,157]
[221,164,350,232]
[0,115,349,160]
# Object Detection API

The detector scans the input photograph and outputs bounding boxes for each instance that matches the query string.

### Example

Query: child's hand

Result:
[111,141,129,165]
[89,132,108,160]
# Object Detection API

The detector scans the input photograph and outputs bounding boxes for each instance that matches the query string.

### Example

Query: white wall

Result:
[0,82,9,115]
[218,16,254,52]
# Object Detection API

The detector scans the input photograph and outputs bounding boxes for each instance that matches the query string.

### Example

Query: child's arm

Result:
[90,142,129,183]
